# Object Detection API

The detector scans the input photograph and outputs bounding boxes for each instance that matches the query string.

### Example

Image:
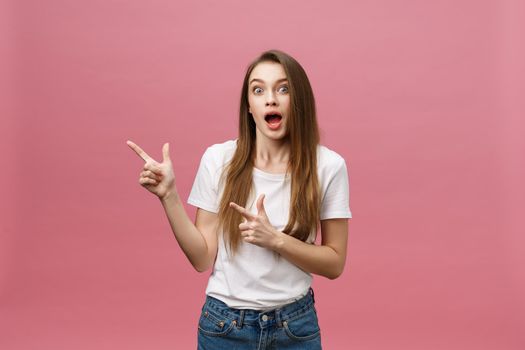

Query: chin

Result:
[268,132,289,142]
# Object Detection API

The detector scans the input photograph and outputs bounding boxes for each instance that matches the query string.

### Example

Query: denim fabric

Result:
[197,288,322,350]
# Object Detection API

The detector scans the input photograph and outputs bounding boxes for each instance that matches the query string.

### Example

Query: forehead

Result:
[249,62,287,83]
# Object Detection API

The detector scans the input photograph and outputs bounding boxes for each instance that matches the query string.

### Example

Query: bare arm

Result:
[230,194,349,280]
[274,219,348,279]
[127,140,218,272]
[160,193,218,272]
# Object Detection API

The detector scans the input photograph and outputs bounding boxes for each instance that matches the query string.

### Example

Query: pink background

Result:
[1,0,524,349]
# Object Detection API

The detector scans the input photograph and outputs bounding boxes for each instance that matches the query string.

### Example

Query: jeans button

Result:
[262,315,268,321]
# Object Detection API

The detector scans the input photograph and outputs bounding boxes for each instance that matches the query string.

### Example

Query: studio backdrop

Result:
[1,0,524,349]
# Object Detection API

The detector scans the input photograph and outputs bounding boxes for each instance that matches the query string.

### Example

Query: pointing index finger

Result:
[229,202,255,220]
[126,140,153,162]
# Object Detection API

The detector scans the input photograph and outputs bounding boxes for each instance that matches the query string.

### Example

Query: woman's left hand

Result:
[229,194,283,250]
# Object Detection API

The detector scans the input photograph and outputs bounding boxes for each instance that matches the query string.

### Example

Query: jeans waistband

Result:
[203,288,316,328]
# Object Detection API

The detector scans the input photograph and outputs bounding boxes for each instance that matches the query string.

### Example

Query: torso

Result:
[187,139,352,309]
[253,163,288,174]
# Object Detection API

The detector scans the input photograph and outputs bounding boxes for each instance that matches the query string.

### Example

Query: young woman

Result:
[127,49,352,349]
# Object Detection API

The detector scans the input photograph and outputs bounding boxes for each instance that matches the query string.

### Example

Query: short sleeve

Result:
[187,148,219,213]
[320,158,352,220]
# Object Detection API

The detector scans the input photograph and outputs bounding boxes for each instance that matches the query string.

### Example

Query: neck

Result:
[254,135,290,166]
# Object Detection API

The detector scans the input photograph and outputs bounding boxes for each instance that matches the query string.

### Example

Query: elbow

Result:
[191,257,212,273]
[194,265,205,273]
[326,270,342,280]
[326,264,345,280]
[193,262,211,273]
[189,252,214,273]
[323,247,347,280]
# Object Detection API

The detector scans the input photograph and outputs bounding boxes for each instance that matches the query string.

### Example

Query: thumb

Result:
[162,142,171,162]
[256,194,267,215]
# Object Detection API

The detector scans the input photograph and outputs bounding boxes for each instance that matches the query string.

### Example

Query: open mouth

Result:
[264,113,282,125]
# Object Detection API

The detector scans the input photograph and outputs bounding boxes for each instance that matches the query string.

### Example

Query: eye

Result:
[253,87,263,94]
[278,85,289,94]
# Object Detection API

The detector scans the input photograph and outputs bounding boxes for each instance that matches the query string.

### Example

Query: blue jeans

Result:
[197,288,322,350]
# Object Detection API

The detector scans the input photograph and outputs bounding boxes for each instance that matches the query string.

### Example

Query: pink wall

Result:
[1,0,524,349]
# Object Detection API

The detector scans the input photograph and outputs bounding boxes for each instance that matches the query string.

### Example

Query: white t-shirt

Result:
[188,139,352,309]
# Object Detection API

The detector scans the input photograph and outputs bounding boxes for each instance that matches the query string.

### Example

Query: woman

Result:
[127,49,352,349]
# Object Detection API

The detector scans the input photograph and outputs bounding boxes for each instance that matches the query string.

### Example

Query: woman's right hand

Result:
[126,140,176,200]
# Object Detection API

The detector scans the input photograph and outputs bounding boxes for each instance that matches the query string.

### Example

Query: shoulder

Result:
[203,139,237,157]
[317,144,346,170]
[201,139,238,168]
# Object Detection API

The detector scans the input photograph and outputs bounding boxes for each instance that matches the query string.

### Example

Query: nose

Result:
[265,90,277,106]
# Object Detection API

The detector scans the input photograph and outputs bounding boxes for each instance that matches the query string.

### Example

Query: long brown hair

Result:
[218,49,321,254]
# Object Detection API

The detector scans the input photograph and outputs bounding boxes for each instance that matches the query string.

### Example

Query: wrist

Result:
[160,188,180,204]
[272,230,286,252]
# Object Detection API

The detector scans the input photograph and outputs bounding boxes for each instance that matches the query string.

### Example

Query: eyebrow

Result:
[249,78,288,85]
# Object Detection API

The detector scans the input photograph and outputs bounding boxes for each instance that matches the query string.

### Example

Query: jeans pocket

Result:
[282,308,321,341]
[198,308,236,337]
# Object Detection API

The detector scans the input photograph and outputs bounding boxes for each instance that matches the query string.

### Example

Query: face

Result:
[247,62,290,142]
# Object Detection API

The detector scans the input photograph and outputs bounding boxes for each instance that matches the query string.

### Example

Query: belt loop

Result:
[310,287,315,303]
[237,310,245,328]
[275,308,283,328]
